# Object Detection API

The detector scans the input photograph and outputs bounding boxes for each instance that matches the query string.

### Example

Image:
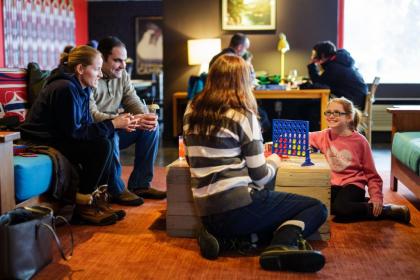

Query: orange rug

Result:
[34,166,420,280]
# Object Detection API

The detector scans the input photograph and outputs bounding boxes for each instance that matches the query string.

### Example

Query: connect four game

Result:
[272,119,314,166]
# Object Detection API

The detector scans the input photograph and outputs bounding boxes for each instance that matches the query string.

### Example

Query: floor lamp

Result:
[277,33,290,83]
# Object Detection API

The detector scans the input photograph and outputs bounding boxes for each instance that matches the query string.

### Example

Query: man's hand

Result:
[132,113,158,131]
[111,113,137,132]
[310,50,319,64]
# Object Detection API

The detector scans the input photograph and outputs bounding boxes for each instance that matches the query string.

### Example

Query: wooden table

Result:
[0,131,20,213]
[172,89,330,137]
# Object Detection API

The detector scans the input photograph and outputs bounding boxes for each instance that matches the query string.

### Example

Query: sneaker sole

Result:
[71,213,118,226]
[112,198,144,206]
[260,249,325,272]
[136,194,167,200]
[197,229,220,260]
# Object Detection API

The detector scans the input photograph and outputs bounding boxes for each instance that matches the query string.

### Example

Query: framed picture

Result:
[222,0,276,31]
[135,17,163,75]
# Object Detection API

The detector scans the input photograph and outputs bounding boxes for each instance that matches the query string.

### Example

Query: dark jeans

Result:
[52,138,113,194]
[331,185,369,219]
[107,127,159,196]
[202,188,327,240]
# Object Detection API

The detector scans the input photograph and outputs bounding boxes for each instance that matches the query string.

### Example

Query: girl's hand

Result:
[372,201,383,217]
[266,153,281,166]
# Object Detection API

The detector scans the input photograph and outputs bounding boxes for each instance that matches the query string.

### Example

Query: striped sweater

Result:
[183,106,281,216]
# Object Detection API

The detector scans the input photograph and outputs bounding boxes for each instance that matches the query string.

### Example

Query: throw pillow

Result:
[0,68,28,123]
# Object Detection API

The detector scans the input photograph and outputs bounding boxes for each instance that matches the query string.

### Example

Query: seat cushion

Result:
[392,132,420,175]
[14,154,52,202]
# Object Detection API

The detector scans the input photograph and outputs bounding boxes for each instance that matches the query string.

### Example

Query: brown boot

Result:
[75,192,117,226]
[92,185,126,221]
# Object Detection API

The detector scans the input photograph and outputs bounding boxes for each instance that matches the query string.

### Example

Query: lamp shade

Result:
[187,39,221,66]
[277,33,290,54]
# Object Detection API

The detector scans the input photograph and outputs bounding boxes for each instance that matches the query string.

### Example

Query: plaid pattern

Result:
[0,68,28,122]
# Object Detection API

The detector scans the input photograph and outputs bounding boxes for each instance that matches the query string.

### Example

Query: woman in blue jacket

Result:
[20,46,137,225]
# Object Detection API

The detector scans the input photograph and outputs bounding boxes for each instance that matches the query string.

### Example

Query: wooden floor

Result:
[34,144,420,280]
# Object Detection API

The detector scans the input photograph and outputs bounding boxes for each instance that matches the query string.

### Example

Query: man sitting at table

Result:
[209,33,272,139]
[307,40,368,110]
[209,33,250,67]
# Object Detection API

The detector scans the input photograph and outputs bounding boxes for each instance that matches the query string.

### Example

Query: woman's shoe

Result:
[75,192,117,226]
[93,185,126,220]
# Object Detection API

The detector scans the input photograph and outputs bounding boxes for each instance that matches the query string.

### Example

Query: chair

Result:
[360,77,380,144]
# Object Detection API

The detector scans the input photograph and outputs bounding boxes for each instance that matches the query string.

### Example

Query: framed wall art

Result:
[135,16,163,75]
[222,0,276,31]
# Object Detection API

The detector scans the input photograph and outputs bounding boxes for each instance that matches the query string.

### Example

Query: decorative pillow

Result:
[0,68,28,122]
[27,62,50,106]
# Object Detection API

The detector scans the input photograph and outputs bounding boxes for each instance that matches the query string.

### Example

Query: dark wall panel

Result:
[88,1,162,63]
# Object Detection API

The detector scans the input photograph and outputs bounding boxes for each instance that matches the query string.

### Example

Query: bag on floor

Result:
[0,205,73,280]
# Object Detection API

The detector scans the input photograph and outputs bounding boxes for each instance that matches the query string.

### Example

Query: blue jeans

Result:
[202,188,327,239]
[107,127,159,196]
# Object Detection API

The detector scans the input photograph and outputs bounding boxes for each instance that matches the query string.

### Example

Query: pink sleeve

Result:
[309,131,323,151]
[361,141,383,203]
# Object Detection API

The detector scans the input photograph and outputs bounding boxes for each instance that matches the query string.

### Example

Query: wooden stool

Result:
[166,159,200,237]
[275,153,331,241]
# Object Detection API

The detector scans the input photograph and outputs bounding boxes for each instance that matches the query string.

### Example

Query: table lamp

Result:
[188,38,221,75]
[277,33,290,83]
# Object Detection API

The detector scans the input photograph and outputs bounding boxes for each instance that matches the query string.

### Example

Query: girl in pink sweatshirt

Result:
[310,97,410,223]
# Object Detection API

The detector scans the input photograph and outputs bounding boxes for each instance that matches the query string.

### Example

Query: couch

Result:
[388,107,420,199]
[0,65,73,214]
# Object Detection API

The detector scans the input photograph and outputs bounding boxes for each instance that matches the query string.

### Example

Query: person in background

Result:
[20,46,137,225]
[183,54,327,273]
[307,41,368,110]
[242,50,256,82]
[87,40,99,49]
[310,97,410,224]
[90,36,165,206]
[209,33,250,67]
[59,45,74,64]
[242,50,271,138]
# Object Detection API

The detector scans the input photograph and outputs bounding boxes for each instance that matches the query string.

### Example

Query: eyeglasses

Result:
[323,111,349,117]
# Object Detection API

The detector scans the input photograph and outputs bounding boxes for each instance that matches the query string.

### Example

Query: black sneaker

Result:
[260,235,325,272]
[197,226,220,260]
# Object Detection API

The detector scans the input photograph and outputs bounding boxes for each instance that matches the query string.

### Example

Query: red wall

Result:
[0,0,4,67]
[0,0,88,67]
[74,0,88,45]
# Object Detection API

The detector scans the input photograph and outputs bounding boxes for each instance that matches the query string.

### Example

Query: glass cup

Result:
[178,135,186,160]
[287,69,298,89]
[264,141,273,157]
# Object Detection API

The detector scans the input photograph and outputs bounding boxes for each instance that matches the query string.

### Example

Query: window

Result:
[341,0,420,83]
